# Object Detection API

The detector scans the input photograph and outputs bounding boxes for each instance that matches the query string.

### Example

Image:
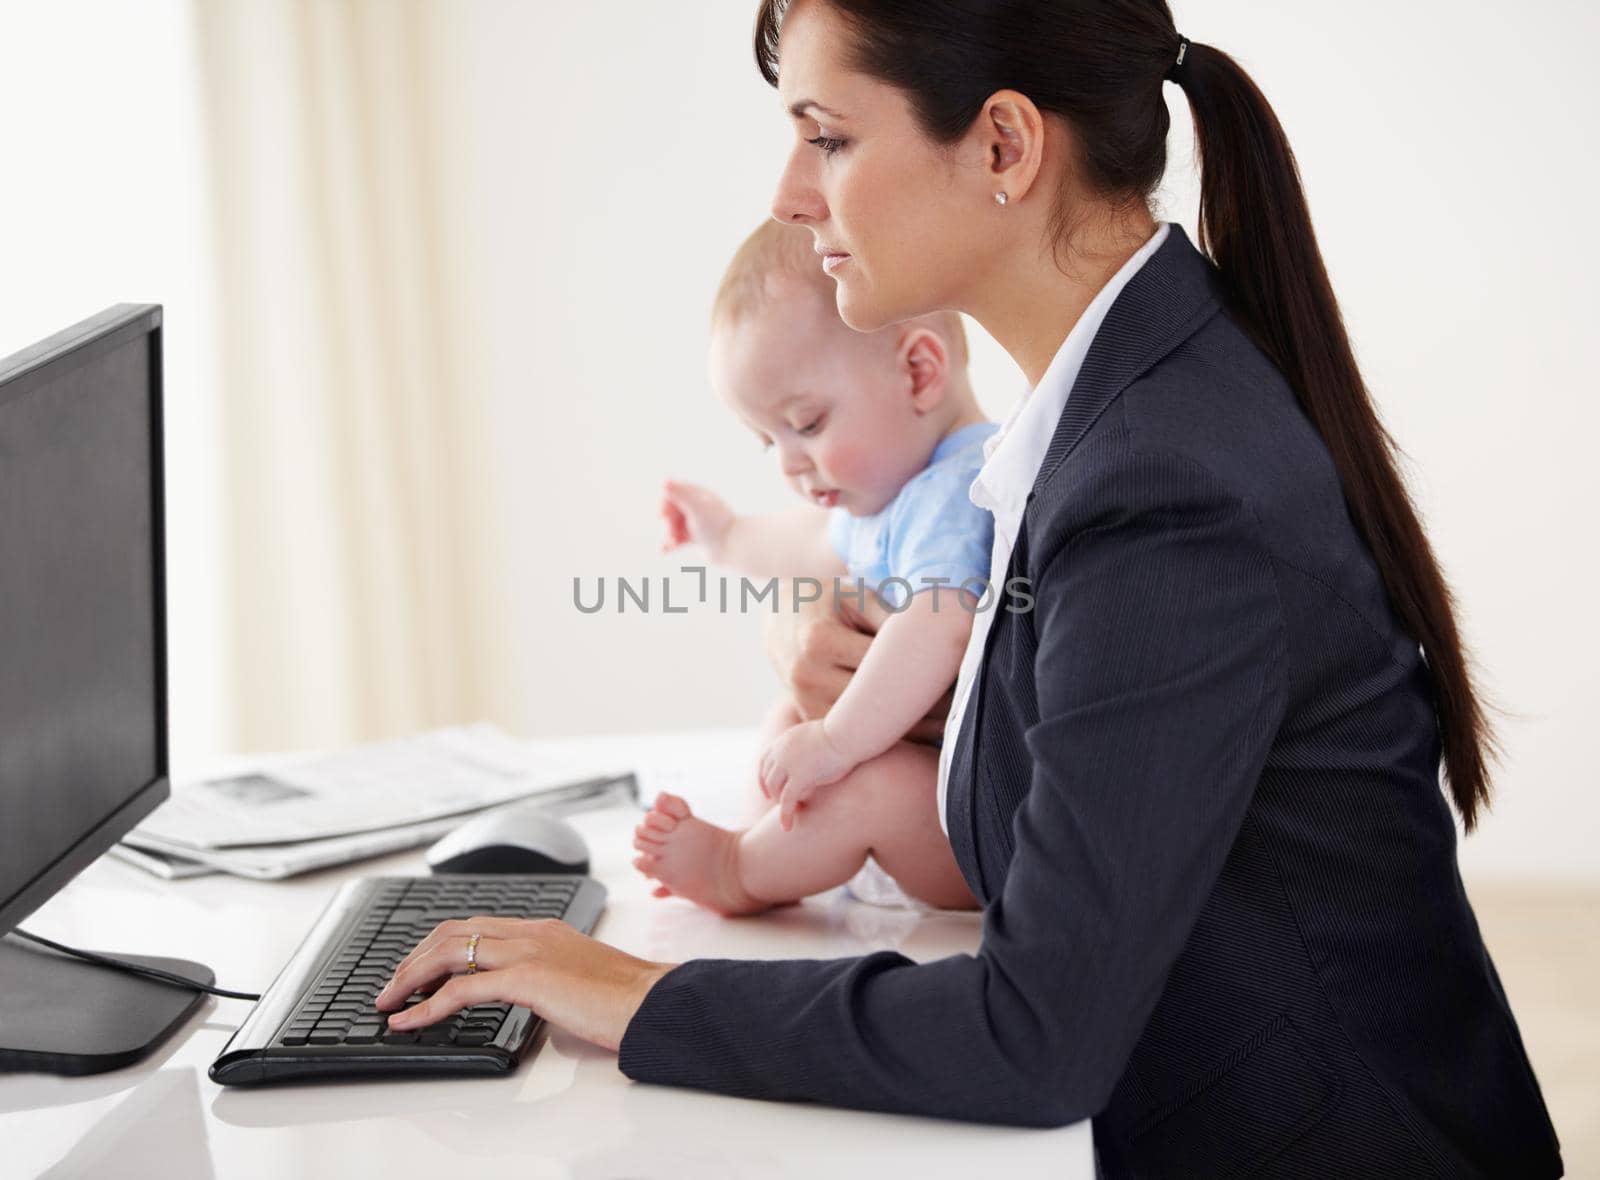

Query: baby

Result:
[633,221,997,915]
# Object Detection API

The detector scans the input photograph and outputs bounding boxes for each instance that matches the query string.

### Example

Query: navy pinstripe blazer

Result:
[620,226,1563,1178]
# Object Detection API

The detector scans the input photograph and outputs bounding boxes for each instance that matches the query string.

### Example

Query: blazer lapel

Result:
[1027,223,1225,500]
[945,225,1227,893]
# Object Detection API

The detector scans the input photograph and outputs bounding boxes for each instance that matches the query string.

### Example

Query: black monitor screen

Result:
[0,306,167,934]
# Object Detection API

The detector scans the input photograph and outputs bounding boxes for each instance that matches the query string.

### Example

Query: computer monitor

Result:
[0,305,212,1075]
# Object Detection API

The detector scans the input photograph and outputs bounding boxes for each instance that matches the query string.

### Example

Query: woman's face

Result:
[770,0,994,333]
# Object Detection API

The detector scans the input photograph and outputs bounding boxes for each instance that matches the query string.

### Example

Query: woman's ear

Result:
[898,327,950,414]
[977,89,1046,204]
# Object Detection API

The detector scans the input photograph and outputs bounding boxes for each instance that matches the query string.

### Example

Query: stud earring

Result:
[994,191,1009,206]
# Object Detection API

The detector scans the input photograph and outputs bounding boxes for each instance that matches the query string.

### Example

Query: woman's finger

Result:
[385,921,673,1053]
[387,915,514,981]
[385,968,509,1030]
[380,916,529,1005]
[832,627,872,672]
[376,933,507,1011]
[805,613,871,672]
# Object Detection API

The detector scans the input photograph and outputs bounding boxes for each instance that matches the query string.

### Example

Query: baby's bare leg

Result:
[633,742,976,914]
[740,695,804,825]
[740,742,975,909]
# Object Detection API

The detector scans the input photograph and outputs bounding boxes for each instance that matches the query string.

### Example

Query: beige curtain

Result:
[193,0,489,751]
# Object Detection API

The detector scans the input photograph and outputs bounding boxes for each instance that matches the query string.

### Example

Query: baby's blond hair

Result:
[711,221,968,366]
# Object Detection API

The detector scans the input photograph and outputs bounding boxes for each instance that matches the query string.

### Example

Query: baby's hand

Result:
[659,479,734,561]
[759,719,857,831]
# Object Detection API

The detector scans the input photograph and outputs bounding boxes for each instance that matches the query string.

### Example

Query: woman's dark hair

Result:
[754,0,1496,829]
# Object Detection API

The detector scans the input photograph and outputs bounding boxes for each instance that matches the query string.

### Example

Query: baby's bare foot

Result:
[631,792,770,916]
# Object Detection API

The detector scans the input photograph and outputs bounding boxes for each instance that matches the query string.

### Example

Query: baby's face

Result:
[709,293,936,517]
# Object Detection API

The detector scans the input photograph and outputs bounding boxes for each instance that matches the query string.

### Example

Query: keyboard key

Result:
[222,877,598,1078]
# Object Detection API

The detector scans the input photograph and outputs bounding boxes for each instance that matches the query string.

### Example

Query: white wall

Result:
[1152,3,1600,882]
[2,0,1595,881]
[0,0,225,776]
[449,0,1599,881]
[441,0,1025,754]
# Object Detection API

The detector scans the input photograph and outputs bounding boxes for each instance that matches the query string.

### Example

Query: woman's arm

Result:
[618,448,1288,1125]
[380,447,1285,1127]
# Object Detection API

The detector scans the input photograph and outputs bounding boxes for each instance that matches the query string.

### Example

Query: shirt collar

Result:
[971,222,1172,520]
[930,420,998,467]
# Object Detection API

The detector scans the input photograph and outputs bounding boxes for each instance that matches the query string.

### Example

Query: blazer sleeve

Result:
[617,445,1288,1126]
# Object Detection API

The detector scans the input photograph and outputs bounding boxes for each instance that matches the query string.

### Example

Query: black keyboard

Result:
[210,874,606,1085]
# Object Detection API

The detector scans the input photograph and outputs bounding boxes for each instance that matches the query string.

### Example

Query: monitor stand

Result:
[0,932,213,1075]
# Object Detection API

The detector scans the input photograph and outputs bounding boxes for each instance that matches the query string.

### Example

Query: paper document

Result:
[134,723,633,850]
[106,841,217,880]
[117,774,633,880]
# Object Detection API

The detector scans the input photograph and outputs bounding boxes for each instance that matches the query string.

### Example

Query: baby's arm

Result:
[660,479,843,578]
[760,590,975,828]
[823,591,972,763]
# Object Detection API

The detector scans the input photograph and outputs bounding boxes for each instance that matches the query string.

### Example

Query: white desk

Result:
[0,795,1094,1178]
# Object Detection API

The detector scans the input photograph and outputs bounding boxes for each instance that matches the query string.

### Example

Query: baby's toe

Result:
[653,791,692,821]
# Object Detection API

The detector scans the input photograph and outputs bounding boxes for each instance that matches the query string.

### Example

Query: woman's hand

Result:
[659,479,734,562]
[758,718,857,829]
[373,917,675,1053]
[766,592,953,744]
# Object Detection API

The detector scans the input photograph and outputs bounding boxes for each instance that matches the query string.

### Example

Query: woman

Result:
[379,1,1563,1173]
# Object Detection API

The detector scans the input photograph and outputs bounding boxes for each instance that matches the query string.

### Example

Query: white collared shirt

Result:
[936,222,1172,833]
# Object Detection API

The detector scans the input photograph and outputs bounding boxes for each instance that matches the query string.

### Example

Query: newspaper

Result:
[117,773,635,880]
[134,723,631,850]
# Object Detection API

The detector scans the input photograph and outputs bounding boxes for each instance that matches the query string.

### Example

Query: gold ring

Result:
[465,932,482,975]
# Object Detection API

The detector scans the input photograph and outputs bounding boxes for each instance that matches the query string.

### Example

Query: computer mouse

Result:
[425,805,590,875]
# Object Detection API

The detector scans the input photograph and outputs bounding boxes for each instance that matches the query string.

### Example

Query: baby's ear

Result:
[898,326,949,413]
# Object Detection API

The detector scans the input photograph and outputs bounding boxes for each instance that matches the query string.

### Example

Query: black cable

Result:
[11,928,262,1002]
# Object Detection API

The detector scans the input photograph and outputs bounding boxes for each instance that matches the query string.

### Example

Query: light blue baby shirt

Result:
[826,421,1001,610]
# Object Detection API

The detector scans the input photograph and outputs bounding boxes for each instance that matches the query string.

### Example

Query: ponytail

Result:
[1172,42,1495,828]
[753,1,1497,829]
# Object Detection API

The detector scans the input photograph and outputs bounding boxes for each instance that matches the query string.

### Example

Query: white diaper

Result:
[844,853,934,911]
